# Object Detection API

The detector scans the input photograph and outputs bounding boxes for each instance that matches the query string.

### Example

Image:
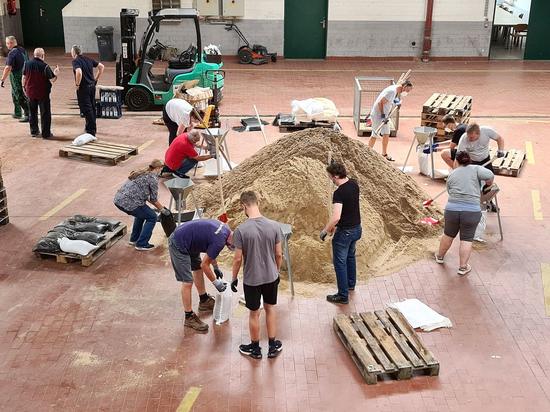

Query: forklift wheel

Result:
[238,47,253,64]
[125,87,151,111]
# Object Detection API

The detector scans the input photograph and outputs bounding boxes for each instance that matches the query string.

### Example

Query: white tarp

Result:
[389,298,452,332]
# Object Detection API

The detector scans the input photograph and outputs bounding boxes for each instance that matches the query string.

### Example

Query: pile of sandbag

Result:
[291,98,339,123]
[33,215,122,256]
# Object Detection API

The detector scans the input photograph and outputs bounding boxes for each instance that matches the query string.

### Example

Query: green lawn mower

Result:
[116,8,224,112]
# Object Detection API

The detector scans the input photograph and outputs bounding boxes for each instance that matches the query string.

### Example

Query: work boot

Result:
[326,294,349,304]
[198,295,215,312]
[184,312,209,332]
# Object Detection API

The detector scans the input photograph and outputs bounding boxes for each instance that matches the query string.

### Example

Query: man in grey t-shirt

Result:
[455,123,505,171]
[231,191,283,359]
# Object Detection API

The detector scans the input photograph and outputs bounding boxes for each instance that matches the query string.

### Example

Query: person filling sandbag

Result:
[163,130,215,179]
[113,159,169,251]
[163,84,201,145]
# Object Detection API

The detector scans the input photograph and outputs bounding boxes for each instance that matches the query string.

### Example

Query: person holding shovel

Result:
[168,219,232,332]
[435,151,494,276]
[368,80,413,161]
[321,162,362,304]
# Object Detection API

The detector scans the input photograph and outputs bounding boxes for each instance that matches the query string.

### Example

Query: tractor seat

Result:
[165,66,196,84]
[168,59,194,70]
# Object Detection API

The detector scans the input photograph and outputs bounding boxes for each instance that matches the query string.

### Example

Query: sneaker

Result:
[184,313,209,332]
[434,253,445,264]
[239,343,262,359]
[12,114,22,119]
[128,240,136,245]
[31,133,40,137]
[348,287,355,291]
[42,134,53,139]
[268,340,283,358]
[172,173,190,179]
[383,154,395,162]
[198,295,215,312]
[326,294,349,304]
[457,264,472,276]
[19,116,29,123]
[135,244,155,251]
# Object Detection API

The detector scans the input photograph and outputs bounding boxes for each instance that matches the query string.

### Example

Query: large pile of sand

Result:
[190,128,442,282]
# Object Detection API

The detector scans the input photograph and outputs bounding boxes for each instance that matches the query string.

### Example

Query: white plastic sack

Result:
[416,149,449,179]
[58,237,99,256]
[204,44,221,55]
[474,210,487,240]
[72,133,97,146]
[389,298,452,332]
[291,98,339,123]
[203,158,238,177]
[213,287,232,325]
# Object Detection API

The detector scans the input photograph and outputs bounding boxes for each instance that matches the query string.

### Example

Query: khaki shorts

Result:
[370,114,390,137]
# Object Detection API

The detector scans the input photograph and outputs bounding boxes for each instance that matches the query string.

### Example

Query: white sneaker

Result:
[457,264,472,276]
[434,253,444,264]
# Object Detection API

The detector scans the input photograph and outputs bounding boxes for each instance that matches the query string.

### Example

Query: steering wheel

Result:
[154,39,168,50]
[178,45,197,65]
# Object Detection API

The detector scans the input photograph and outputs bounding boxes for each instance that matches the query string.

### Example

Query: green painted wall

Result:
[524,0,550,60]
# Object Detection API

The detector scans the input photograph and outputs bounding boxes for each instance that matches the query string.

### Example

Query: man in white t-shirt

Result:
[368,80,413,161]
[455,123,505,172]
[162,87,199,145]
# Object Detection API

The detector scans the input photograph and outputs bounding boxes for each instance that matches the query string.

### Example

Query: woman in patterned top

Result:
[114,159,168,251]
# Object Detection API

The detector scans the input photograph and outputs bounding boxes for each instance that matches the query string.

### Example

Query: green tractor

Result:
[116,8,224,112]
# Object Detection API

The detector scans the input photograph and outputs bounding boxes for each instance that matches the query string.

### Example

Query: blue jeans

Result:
[116,204,157,247]
[332,225,362,299]
[175,158,198,177]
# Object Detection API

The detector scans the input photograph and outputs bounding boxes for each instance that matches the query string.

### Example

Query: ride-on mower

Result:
[224,23,277,65]
[116,8,225,113]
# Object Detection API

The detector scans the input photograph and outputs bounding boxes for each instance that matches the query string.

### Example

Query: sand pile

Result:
[190,128,442,282]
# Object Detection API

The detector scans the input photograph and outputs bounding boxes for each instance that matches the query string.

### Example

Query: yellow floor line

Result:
[138,139,155,152]
[531,190,543,221]
[39,189,87,221]
[541,264,550,316]
[176,387,202,412]
[525,141,535,164]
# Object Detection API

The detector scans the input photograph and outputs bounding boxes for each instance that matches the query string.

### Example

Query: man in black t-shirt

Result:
[1,36,29,121]
[441,115,467,168]
[71,45,104,136]
[321,162,362,304]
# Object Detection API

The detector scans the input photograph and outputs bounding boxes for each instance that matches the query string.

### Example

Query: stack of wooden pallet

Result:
[421,93,473,139]
[0,161,8,226]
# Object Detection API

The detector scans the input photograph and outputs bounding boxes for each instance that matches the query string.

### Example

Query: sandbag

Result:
[160,212,177,237]
[72,133,97,146]
[58,237,98,256]
[213,287,232,325]
[33,237,62,253]
[69,215,96,223]
[474,210,487,240]
[65,221,109,233]
[48,227,105,245]
[50,226,78,238]
[94,218,121,231]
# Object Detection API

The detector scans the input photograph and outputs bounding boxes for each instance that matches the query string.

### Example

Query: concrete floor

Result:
[1,54,550,411]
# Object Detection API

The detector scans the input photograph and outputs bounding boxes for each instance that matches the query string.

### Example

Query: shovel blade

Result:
[420,217,440,225]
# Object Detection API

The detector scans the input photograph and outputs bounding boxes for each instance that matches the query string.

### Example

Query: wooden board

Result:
[59,141,138,165]
[334,309,440,384]
[35,224,127,267]
[490,148,526,177]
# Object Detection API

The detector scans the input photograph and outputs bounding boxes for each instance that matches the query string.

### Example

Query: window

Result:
[153,0,181,12]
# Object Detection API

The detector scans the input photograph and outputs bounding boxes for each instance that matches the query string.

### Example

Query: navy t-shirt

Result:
[6,46,26,72]
[451,124,467,145]
[72,55,99,88]
[172,219,230,259]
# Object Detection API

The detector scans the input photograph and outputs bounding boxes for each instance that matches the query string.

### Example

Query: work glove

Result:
[393,98,401,106]
[231,278,238,293]
[213,279,227,292]
[380,113,386,120]
[497,150,505,158]
[214,267,224,279]
[319,229,328,241]
[0,80,4,88]
[160,207,171,216]
[422,143,439,154]
[482,184,492,195]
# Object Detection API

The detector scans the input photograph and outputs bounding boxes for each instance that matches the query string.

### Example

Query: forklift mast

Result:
[116,8,139,95]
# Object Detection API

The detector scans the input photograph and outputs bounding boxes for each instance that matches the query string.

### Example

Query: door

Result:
[21,0,72,47]
[284,0,328,59]
[525,0,550,59]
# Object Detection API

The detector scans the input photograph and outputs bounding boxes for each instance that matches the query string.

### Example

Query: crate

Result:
[334,308,439,385]
[96,86,123,119]
[354,77,399,137]
[97,102,122,119]
[421,93,472,139]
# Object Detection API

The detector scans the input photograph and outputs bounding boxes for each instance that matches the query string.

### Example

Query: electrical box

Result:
[194,0,221,17]
[222,0,244,17]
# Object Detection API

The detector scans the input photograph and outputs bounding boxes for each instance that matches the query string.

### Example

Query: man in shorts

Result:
[368,80,413,161]
[231,191,283,359]
[168,219,232,332]
[440,115,467,168]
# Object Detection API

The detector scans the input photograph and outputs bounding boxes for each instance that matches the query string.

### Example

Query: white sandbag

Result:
[203,158,238,177]
[72,133,97,146]
[58,237,99,256]
[213,287,232,325]
[474,210,487,240]
[291,98,339,123]
[389,298,452,332]
[417,149,449,179]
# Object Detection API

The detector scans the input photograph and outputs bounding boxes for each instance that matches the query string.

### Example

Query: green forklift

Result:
[116,8,224,112]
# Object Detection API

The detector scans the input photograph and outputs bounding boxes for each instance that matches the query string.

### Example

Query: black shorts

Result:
[472,156,494,173]
[444,210,482,241]
[243,277,280,311]
[450,148,457,161]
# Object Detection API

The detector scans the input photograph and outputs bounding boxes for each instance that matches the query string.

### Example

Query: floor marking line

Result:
[138,139,154,152]
[176,387,202,412]
[39,189,87,221]
[525,141,535,164]
[531,190,543,221]
[541,264,550,316]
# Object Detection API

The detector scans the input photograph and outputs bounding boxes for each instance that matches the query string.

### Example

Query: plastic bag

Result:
[66,221,108,233]
[72,133,97,146]
[58,237,99,256]
[213,288,232,325]
[160,212,176,237]
[94,218,121,231]
[70,215,96,223]
[474,210,487,240]
[33,237,62,253]
[49,226,78,238]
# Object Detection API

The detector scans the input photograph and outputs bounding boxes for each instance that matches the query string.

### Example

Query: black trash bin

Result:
[94,26,116,61]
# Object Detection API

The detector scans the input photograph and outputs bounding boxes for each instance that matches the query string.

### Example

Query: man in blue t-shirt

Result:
[71,45,104,136]
[168,219,232,332]
[1,36,29,121]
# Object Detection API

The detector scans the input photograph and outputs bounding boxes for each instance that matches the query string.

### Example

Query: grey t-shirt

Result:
[370,85,398,118]
[447,165,494,205]
[233,217,282,287]
[456,126,499,162]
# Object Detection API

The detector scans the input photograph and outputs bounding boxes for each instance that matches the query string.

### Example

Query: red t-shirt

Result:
[165,134,198,170]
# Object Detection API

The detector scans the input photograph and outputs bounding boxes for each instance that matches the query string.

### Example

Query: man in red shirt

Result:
[164,130,214,178]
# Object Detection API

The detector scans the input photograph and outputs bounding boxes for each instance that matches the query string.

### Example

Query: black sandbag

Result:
[73,231,106,245]
[70,215,96,223]
[50,226,78,238]
[33,237,61,253]
[161,213,177,237]
[65,221,109,233]
[94,218,121,231]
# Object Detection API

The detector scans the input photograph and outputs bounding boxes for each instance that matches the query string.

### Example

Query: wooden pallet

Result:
[59,141,138,165]
[490,148,526,177]
[35,224,127,266]
[334,308,440,385]
[279,121,339,133]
